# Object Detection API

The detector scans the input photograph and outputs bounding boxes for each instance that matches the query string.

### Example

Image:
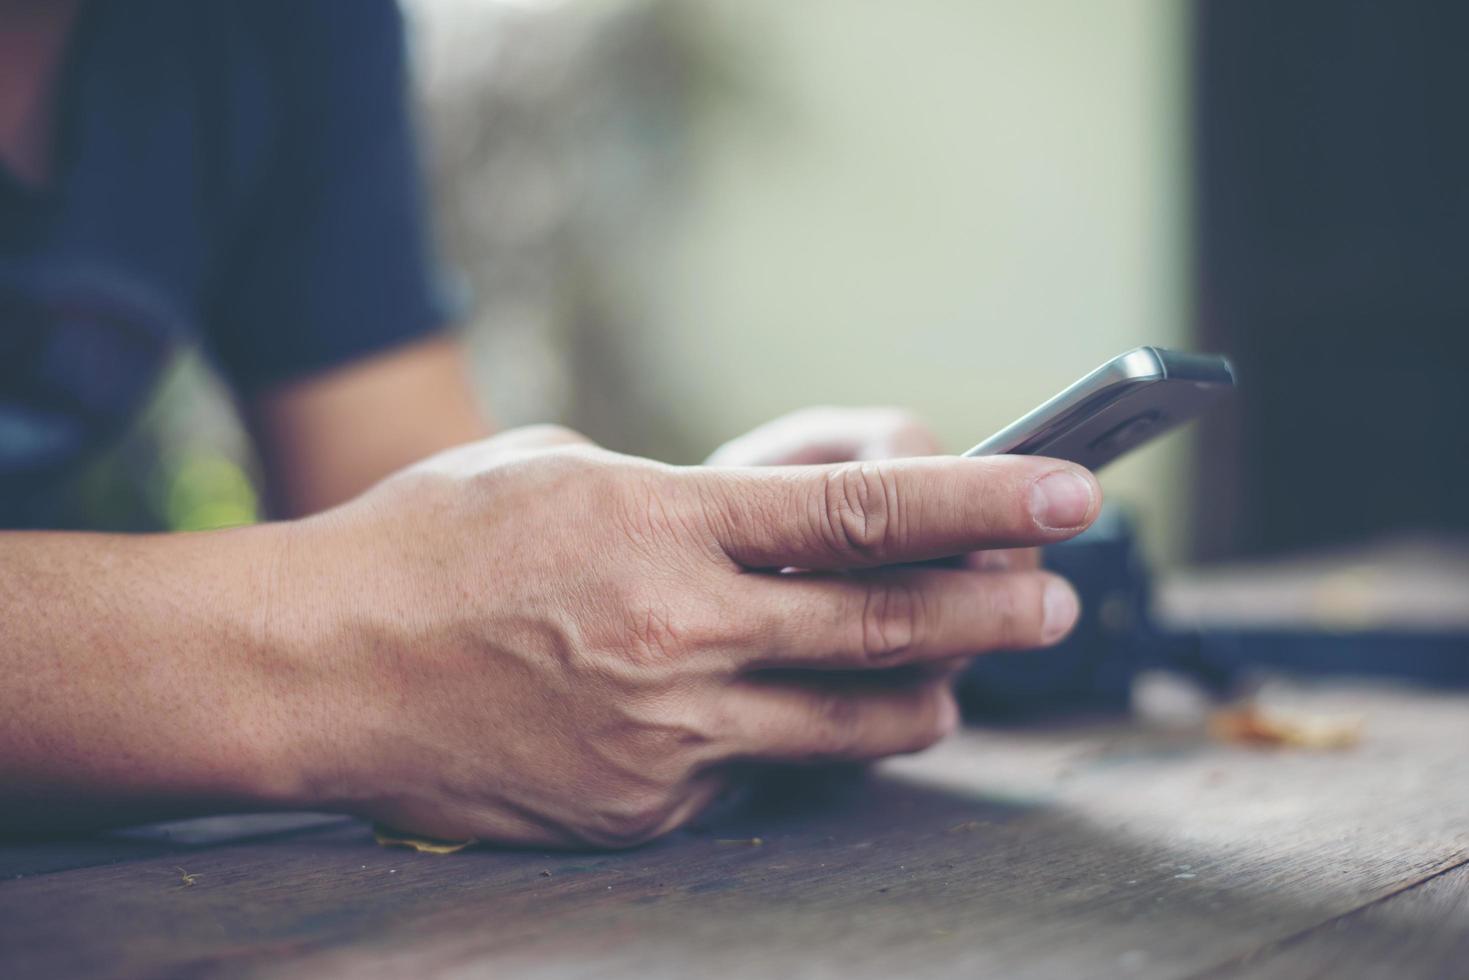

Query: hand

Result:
[706,406,947,467]
[277,424,1100,848]
[708,406,1042,573]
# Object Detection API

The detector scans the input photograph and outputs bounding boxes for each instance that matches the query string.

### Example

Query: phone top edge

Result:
[1148,346,1237,386]
[1119,346,1170,381]
[961,348,1163,458]
[961,346,1236,460]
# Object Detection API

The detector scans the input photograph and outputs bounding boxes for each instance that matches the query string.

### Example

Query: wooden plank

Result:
[1155,537,1469,633]
[1,682,1466,979]
[0,837,182,883]
[0,814,351,880]
[1205,859,1469,979]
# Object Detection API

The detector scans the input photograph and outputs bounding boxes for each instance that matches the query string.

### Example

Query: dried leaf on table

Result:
[373,826,477,855]
[1208,704,1362,750]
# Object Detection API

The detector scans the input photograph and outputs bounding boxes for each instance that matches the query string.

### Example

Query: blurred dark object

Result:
[1158,535,1469,692]
[958,509,1469,721]
[1192,0,1469,560]
[958,507,1167,719]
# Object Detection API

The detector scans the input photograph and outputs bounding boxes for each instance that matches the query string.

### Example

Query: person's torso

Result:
[0,2,277,526]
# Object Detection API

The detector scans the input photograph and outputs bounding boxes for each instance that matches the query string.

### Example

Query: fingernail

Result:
[1042,579,1080,643]
[1030,470,1094,529]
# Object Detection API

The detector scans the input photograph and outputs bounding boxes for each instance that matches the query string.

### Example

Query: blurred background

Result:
[75,0,1468,572]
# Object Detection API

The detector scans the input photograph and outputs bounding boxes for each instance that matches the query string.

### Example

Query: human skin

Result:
[0,2,1092,848]
[0,423,1098,846]
[706,406,1044,573]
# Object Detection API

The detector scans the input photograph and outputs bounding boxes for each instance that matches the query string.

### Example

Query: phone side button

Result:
[1088,412,1162,456]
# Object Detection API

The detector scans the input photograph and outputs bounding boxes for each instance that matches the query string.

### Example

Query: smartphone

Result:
[962,346,1235,471]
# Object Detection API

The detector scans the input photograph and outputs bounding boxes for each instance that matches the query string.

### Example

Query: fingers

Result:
[922,655,972,681]
[699,454,1099,570]
[736,568,1079,670]
[723,676,959,763]
[866,412,944,458]
[966,547,1043,573]
[706,407,941,467]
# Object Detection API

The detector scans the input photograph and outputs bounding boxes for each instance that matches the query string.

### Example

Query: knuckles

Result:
[351,430,741,851]
[607,584,728,671]
[802,690,863,757]
[984,579,1026,647]
[621,601,689,666]
[857,578,924,664]
[602,465,721,568]
[987,574,1048,648]
[812,462,903,565]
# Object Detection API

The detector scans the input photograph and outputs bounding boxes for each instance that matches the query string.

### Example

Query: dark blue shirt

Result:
[0,0,451,527]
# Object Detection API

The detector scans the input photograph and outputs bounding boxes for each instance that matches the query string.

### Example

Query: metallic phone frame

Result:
[962,346,1235,470]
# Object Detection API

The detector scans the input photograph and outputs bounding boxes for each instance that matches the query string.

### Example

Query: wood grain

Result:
[0,814,351,880]
[2,682,1466,979]
[1206,859,1469,980]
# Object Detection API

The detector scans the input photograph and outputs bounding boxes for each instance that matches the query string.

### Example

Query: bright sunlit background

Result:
[632,0,1192,561]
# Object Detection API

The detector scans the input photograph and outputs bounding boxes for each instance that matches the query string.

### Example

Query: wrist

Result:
[0,521,366,831]
[218,515,361,813]
[238,507,407,818]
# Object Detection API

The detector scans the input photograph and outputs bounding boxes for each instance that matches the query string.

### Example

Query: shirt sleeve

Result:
[204,0,458,394]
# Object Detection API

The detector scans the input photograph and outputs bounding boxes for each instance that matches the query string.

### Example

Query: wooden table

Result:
[4,677,1467,979]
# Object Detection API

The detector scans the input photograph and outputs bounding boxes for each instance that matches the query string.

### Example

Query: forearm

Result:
[249,336,495,517]
[0,525,318,834]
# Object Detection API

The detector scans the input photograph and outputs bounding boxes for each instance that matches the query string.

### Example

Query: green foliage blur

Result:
[70,355,260,533]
